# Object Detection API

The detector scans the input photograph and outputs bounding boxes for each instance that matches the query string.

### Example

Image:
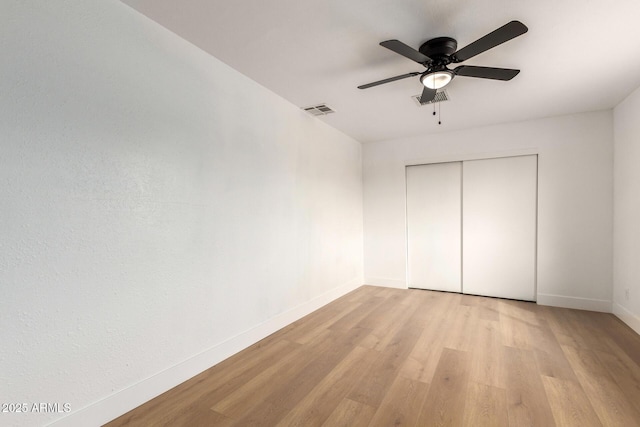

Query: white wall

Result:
[0,1,363,426]
[613,84,640,334]
[363,111,614,311]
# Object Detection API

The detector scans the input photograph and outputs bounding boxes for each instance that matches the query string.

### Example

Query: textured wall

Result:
[613,84,640,334]
[0,1,363,425]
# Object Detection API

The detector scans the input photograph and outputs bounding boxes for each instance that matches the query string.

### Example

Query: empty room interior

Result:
[4,0,640,426]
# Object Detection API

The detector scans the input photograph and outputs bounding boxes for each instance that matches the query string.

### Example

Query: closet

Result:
[406,155,537,301]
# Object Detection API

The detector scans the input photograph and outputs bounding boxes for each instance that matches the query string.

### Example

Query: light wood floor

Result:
[106,286,640,426]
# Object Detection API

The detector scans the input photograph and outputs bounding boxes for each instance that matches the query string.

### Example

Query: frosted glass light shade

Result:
[421,71,452,89]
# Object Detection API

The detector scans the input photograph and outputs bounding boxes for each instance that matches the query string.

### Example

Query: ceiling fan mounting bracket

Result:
[419,37,458,59]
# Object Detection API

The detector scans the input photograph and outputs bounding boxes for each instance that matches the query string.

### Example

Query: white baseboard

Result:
[537,293,612,313]
[612,302,640,335]
[47,277,363,427]
[364,277,407,289]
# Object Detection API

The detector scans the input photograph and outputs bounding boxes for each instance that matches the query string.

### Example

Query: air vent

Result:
[302,104,335,116]
[412,90,449,106]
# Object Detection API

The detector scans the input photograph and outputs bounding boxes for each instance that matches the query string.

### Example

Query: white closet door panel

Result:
[462,155,537,301]
[406,162,462,292]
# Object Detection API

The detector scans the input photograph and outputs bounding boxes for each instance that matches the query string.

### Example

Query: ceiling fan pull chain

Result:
[432,75,437,117]
[438,101,442,125]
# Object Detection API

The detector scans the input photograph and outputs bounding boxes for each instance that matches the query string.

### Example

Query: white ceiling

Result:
[122,0,640,143]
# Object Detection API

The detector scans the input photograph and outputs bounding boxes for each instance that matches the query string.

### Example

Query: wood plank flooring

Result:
[105,286,640,426]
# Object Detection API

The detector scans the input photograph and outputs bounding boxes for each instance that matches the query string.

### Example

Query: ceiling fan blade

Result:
[453,21,528,62]
[420,86,437,103]
[454,65,520,80]
[357,72,421,89]
[380,40,432,64]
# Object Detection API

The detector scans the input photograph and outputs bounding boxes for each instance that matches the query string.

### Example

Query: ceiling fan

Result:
[358,21,528,103]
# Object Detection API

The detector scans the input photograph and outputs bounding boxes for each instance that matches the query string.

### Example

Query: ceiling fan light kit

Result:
[358,21,528,105]
[421,70,453,89]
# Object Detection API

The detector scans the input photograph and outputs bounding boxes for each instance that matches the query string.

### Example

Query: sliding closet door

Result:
[406,162,462,292]
[462,155,537,301]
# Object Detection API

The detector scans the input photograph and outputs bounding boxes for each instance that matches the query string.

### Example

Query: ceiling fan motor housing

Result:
[419,37,458,59]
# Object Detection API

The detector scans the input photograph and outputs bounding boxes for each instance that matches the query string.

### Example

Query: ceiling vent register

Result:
[302,104,335,116]
[413,90,449,106]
